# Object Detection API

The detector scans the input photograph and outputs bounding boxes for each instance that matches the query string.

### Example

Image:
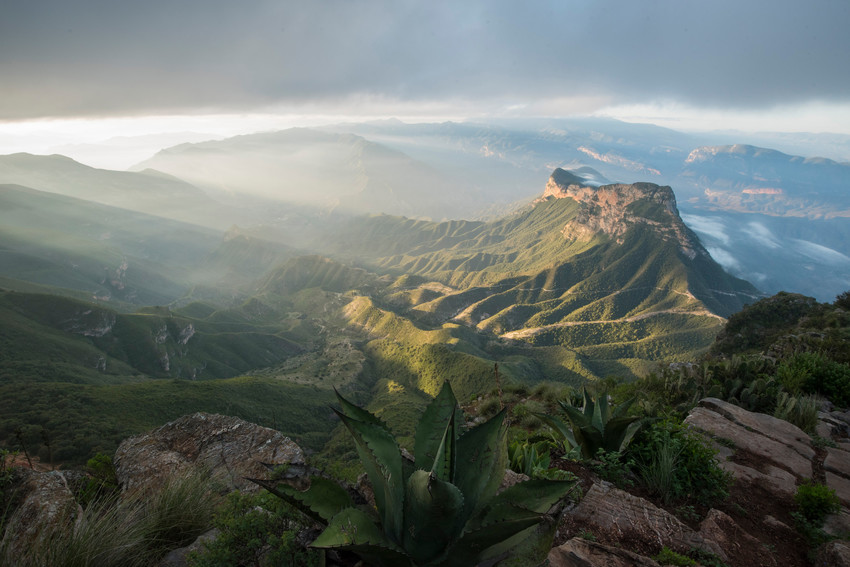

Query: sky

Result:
[2,0,850,166]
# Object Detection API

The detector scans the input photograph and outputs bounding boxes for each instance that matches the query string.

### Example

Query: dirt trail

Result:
[500,309,724,339]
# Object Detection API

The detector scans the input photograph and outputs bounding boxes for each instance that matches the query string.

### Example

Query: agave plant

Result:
[253,382,574,566]
[535,389,648,459]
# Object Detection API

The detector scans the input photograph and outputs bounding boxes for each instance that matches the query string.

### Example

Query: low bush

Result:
[188,491,319,567]
[654,546,697,566]
[1,468,217,567]
[629,420,729,506]
[773,392,819,435]
[795,481,841,524]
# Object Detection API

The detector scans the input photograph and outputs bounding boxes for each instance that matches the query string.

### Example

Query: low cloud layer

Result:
[2,0,849,120]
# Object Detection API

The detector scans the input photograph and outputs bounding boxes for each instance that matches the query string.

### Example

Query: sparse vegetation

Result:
[2,468,217,567]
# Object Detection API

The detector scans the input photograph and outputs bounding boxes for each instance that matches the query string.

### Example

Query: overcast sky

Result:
[2,0,850,137]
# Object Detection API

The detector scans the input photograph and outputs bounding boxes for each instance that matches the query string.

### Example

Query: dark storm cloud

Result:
[1,0,848,119]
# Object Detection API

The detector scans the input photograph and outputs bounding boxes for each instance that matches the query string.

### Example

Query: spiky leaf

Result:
[414,381,459,479]
[335,409,404,544]
[454,408,507,523]
[402,470,465,564]
[610,396,636,420]
[311,508,411,567]
[250,476,354,525]
[435,516,541,567]
[532,412,577,450]
[483,479,575,518]
[335,388,392,432]
[601,415,644,453]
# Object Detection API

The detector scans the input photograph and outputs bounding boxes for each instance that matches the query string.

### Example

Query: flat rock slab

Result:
[826,472,850,507]
[685,404,812,480]
[816,540,850,567]
[566,482,726,560]
[548,537,661,567]
[698,509,766,565]
[115,412,305,494]
[698,398,814,460]
[825,447,850,479]
[720,461,797,497]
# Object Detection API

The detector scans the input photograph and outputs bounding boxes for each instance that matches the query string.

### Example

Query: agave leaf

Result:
[559,404,599,458]
[531,412,577,450]
[610,417,648,453]
[429,411,456,481]
[335,388,392,432]
[600,415,643,453]
[595,391,609,430]
[402,470,466,565]
[610,396,636,420]
[454,408,507,523]
[250,476,354,525]
[414,381,458,478]
[311,507,411,566]
[435,516,541,567]
[483,479,575,518]
[335,409,404,544]
[489,514,560,567]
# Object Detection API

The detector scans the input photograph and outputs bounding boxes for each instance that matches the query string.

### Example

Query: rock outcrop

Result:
[684,397,850,506]
[564,481,726,560]
[114,412,305,494]
[0,468,79,559]
[540,167,702,257]
[548,537,662,567]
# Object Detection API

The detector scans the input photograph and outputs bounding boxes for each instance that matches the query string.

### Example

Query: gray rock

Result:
[115,412,305,495]
[0,469,78,560]
[698,398,814,461]
[719,461,797,497]
[826,472,850,507]
[698,509,768,565]
[816,540,850,567]
[685,402,813,480]
[548,537,661,567]
[158,528,220,567]
[824,510,850,539]
[825,447,850,479]
[565,482,726,560]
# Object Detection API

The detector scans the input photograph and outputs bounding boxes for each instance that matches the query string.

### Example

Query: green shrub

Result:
[795,481,840,524]
[781,352,850,407]
[637,435,682,505]
[591,450,635,489]
[773,392,819,435]
[77,452,119,507]
[5,495,149,567]
[629,420,729,506]
[534,389,649,460]
[508,440,550,477]
[654,546,697,566]
[134,469,220,556]
[188,491,319,567]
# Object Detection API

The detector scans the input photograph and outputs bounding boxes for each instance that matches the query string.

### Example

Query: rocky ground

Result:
[3,399,850,566]
[548,397,850,566]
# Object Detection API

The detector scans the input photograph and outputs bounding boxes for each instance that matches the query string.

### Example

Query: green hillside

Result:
[0,184,225,304]
[0,171,768,467]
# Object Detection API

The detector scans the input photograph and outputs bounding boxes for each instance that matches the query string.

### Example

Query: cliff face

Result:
[541,167,705,259]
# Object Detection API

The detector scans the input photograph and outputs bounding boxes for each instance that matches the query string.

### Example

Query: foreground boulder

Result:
[114,412,305,494]
[685,397,850,506]
[564,481,726,560]
[548,537,661,566]
[0,469,79,559]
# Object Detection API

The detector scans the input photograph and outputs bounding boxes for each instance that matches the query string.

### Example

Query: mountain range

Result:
[0,157,763,462]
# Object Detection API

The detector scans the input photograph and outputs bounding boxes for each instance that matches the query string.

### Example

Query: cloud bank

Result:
[2,0,849,120]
